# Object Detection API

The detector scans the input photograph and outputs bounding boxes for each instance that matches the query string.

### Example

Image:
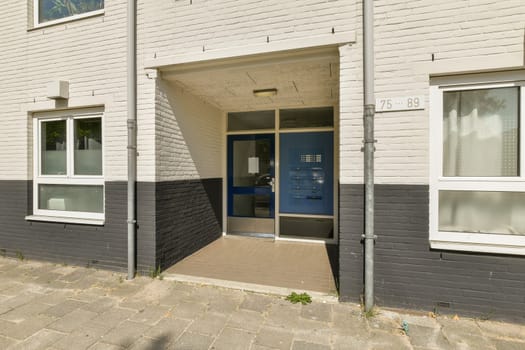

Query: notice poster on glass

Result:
[279,132,333,215]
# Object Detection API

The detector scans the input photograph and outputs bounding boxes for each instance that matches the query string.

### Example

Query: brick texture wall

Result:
[340,184,525,322]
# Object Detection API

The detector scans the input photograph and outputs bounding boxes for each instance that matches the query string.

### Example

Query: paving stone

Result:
[0,335,17,349]
[398,313,440,329]
[102,320,151,348]
[477,320,525,340]
[1,257,525,350]
[291,326,333,346]
[144,317,190,341]
[159,288,191,306]
[107,283,144,298]
[183,285,223,304]
[91,308,137,328]
[300,302,333,323]
[333,335,370,350]
[48,308,98,333]
[52,323,110,350]
[129,335,173,350]
[81,296,118,314]
[39,290,76,306]
[170,300,207,320]
[367,312,403,333]
[407,324,450,349]
[169,331,214,350]
[265,300,302,329]
[187,312,229,336]
[0,292,40,314]
[88,342,124,350]
[492,339,525,350]
[208,294,242,314]
[68,275,104,290]
[0,301,51,323]
[368,330,413,350]
[123,279,173,303]
[33,272,63,285]
[42,299,88,318]
[255,327,294,350]
[250,345,278,350]
[0,315,56,340]
[291,340,331,350]
[227,309,265,332]
[211,327,255,350]
[240,293,274,313]
[171,281,198,294]
[332,307,369,335]
[130,305,171,325]
[8,328,64,350]
[440,318,495,350]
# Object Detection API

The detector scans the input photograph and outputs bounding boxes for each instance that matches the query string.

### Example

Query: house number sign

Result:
[375,96,425,112]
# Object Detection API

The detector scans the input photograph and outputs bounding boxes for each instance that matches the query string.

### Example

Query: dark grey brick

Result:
[339,184,525,322]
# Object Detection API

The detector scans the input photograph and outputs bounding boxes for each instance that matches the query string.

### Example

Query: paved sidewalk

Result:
[0,257,523,350]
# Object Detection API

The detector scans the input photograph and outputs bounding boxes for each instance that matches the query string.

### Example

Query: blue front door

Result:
[227,134,275,222]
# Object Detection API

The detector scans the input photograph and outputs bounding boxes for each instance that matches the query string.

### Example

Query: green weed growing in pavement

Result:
[149,265,162,279]
[286,292,312,305]
[363,306,379,319]
[16,251,24,261]
[0,249,6,257]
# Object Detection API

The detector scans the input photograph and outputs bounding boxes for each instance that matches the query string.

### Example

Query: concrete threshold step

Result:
[163,272,339,304]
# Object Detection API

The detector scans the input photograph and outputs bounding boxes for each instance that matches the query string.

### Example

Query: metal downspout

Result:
[363,0,376,312]
[127,0,137,280]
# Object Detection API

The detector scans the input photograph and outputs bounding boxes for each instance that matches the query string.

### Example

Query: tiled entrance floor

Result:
[164,236,338,294]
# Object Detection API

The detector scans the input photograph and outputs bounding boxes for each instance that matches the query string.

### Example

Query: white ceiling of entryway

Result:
[161,50,339,111]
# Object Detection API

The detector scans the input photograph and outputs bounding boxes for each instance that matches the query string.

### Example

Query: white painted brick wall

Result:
[0,1,129,181]
[342,0,525,185]
[138,0,357,181]
[2,1,524,186]
[155,79,223,181]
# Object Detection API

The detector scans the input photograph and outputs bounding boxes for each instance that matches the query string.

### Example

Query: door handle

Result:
[269,178,275,193]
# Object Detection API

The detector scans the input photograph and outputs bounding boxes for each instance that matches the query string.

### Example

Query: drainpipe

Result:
[363,0,376,312]
[127,0,137,280]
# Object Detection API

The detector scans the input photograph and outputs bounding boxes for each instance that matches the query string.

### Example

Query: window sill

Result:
[25,215,104,226]
[29,9,105,31]
[430,239,525,256]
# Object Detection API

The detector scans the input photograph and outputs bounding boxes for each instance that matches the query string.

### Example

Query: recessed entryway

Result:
[226,107,336,241]
[164,235,338,294]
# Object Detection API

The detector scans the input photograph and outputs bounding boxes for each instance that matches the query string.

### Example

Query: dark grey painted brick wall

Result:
[156,178,222,270]
[0,181,155,272]
[136,182,156,272]
[339,184,525,322]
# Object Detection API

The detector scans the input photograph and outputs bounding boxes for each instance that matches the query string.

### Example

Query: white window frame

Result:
[33,109,105,221]
[429,79,525,255]
[33,0,104,28]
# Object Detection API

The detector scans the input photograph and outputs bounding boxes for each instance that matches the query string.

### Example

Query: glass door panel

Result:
[228,134,275,235]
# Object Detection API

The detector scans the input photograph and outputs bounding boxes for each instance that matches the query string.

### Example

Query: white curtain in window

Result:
[443,87,519,177]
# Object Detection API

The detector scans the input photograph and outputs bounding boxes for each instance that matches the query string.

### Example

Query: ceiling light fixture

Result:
[253,88,278,97]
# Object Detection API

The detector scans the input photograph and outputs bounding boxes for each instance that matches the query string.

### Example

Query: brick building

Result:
[0,1,524,321]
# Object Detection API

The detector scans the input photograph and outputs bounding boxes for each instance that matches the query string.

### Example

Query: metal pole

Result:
[363,0,376,312]
[127,0,137,280]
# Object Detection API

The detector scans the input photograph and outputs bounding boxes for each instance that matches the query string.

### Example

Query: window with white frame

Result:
[430,78,525,255]
[35,0,104,26]
[33,110,104,221]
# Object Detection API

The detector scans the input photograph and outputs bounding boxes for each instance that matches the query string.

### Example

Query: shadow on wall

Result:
[157,79,223,181]
[155,80,224,271]
[326,243,340,292]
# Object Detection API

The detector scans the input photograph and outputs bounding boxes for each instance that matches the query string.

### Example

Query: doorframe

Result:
[222,106,339,245]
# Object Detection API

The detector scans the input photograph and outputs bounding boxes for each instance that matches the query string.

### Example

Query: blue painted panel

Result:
[279,132,334,215]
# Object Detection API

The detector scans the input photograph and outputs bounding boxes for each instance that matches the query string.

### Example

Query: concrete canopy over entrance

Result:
[154,46,341,294]
[160,47,339,111]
